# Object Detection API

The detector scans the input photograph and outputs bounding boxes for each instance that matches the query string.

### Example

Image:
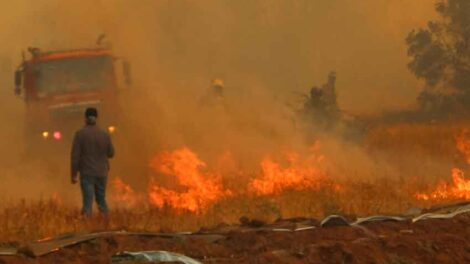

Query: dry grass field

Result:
[1,121,469,244]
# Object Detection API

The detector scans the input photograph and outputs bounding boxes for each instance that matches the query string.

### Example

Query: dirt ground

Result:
[1,211,469,264]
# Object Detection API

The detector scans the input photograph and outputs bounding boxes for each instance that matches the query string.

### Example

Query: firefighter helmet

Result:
[212,78,224,88]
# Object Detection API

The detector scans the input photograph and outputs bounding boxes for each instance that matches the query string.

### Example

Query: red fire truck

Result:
[14,47,131,148]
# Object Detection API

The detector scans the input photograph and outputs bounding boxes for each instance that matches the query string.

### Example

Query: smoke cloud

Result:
[0,0,438,202]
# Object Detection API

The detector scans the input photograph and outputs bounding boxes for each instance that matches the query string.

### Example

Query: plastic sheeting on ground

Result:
[352,215,406,225]
[320,215,350,227]
[19,231,190,257]
[111,250,202,264]
[2,201,470,259]
[412,203,470,223]
[0,245,17,256]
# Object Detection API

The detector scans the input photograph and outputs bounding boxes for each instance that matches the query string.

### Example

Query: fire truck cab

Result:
[14,47,131,148]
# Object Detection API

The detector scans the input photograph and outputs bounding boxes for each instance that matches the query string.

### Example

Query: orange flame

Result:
[251,150,327,195]
[110,177,139,207]
[148,148,231,213]
[108,144,342,213]
[416,129,470,201]
[416,168,470,201]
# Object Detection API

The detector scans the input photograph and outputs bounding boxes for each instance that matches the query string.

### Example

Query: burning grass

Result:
[416,168,470,201]
[2,121,470,242]
[0,175,454,242]
[0,176,466,242]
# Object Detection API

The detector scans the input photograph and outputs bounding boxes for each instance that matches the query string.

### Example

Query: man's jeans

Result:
[80,175,108,216]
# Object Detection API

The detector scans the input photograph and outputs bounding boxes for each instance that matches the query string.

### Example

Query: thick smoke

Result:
[0,0,437,202]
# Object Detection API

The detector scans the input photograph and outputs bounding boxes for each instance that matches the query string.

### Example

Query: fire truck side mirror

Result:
[122,61,132,86]
[14,70,22,95]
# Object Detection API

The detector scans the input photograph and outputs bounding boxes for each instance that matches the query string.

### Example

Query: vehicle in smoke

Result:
[13,45,131,151]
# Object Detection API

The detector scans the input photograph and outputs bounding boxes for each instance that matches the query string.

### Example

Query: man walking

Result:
[71,107,115,216]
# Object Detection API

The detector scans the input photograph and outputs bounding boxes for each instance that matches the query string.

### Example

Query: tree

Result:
[407,0,470,112]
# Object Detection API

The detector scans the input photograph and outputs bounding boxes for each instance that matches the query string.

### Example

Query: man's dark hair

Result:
[85,108,98,118]
[85,108,98,125]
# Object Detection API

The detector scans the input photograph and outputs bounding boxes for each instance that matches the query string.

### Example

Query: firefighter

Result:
[199,78,226,107]
[211,78,224,97]
[301,71,340,130]
[71,107,115,217]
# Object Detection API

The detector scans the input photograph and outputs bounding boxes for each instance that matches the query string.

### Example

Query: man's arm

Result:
[107,134,115,159]
[71,132,81,183]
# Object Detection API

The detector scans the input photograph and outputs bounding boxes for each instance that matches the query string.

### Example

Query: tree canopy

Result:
[407,0,470,112]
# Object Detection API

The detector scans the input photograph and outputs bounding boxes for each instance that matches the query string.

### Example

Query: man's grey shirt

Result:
[71,125,115,177]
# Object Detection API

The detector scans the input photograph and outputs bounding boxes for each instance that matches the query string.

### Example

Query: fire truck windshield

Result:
[33,56,114,97]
